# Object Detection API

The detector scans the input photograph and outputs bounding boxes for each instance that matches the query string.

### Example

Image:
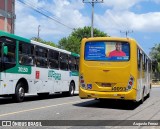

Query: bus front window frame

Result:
[0,36,16,71]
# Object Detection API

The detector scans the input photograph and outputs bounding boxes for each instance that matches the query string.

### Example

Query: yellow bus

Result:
[79,37,152,103]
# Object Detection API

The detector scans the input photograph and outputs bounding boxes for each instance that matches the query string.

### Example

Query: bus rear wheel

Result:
[13,83,25,102]
[147,85,151,98]
[146,91,150,98]
[69,82,75,96]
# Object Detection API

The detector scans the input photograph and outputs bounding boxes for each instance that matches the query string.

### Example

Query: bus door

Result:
[48,50,60,93]
[35,46,49,93]
[56,53,69,92]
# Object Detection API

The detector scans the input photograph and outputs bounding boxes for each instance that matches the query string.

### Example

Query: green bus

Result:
[0,31,79,102]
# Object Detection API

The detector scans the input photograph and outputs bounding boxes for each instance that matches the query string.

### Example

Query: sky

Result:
[15,0,160,54]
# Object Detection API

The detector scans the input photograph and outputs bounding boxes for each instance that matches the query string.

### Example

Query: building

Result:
[0,0,15,33]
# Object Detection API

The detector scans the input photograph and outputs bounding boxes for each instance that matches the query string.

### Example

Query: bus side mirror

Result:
[3,46,8,55]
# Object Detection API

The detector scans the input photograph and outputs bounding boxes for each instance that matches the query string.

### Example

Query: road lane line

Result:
[0,100,83,117]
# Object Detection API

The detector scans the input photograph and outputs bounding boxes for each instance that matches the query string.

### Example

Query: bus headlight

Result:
[79,75,87,89]
[126,76,134,91]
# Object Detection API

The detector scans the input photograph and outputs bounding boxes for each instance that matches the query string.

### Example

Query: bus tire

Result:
[147,84,151,98]
[13,82,25,102]
[146,92,150,98]
[69,82,75,96]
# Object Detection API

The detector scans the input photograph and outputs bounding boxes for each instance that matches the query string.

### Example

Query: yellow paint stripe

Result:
[0,100,83,117]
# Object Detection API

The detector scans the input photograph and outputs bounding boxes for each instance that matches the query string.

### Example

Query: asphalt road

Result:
[0,86,160,129]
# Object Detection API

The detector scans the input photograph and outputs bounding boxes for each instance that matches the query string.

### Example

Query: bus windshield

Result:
[0,42,1,63]
[85,41,130,61]
[0,38,3,64]
[0,37,16,71]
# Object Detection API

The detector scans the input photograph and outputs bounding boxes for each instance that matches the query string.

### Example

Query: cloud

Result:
[102,0,144,11]
[15,0,89,43]
[153,0,160,4]
[94,9,160,37]
[143,35,151,40]
[15,0,160,43]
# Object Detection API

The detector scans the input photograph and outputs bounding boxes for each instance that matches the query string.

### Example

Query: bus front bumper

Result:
[79,88,137,101]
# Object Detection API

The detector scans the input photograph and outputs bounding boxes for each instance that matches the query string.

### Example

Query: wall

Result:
[0,0,15,33]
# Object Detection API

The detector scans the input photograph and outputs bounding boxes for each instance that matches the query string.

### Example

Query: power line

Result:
[17,0,74,30]
[23,0,61,21]
[106,11,125,31]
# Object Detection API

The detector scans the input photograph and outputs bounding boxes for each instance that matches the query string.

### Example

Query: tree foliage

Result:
[31,37,57,47]
[58,26,108,54]
[149,44,160,72]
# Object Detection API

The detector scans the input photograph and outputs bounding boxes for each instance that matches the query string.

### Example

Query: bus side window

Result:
[69,56,76,71]
[138,48,142,70]
[19,42,34,66]
[76,57,79,71]
[35,46,48,68]
[148,60,151,72]
[59,53,68,70]
[146,58,148,71]
[48,50,59,69]
[143,54,146,71]
[138,49,140,70]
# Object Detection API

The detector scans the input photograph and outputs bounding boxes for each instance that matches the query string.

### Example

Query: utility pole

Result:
[83,0,103,37]
[38,25,40,39]
[120,30,133,37]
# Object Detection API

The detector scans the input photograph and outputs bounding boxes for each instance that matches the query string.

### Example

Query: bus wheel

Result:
[147,85,151,98]
[146,92,150,98]
[13,83,25,102]
[69,82,75,96]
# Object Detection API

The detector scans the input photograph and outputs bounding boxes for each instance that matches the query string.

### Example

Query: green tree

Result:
[31,37,57,47]
[149,43,160,72]
[58,26,108,54]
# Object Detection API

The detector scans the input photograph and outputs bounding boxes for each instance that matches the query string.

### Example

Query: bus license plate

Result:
[112,87,126,91]
[101,83,111,87]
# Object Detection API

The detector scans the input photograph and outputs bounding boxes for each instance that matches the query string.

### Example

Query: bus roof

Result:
[31,40,79,57]
[82,37,151,60]
[0,30,30,43]
[0,30,79,57]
